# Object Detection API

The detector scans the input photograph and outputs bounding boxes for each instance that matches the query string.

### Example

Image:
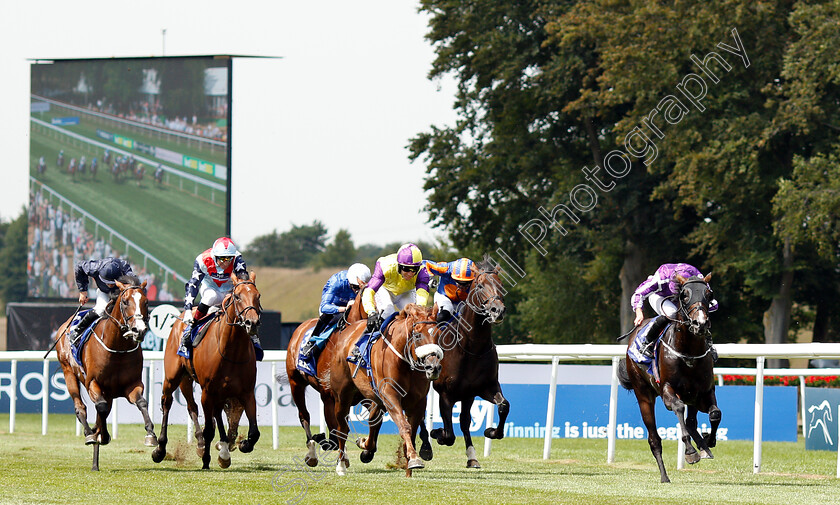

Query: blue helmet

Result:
[99,261,122,285]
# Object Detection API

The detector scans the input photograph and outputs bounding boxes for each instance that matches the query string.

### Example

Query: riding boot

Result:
[639,316,669,358]
[68,311,99,342]
[436,309,452,324]
[300,340,318,359]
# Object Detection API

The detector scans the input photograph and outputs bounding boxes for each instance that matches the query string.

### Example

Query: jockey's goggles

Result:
[350,283,361,292]
[216,256,234,263]
[398,265,420,274]
[455,279,472,288]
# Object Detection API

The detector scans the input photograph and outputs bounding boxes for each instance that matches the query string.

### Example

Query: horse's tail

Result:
[617,357,633,390]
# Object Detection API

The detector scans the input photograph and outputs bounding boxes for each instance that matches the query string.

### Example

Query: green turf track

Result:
[29,124,225,281]
[31,105,227,170]
[2,413,839,505]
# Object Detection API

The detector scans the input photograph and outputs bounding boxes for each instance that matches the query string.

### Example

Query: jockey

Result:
[631,263,718,358]
[299,263,372,359]
[179,237,253,354]
[424,258,477,323]
[69,257,135,341]
[361,243,431,333]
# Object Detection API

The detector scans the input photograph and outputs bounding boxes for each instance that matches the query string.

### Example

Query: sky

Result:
[0,1,459,249]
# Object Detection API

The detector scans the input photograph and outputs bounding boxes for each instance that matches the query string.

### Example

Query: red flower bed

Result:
[721,375,840,387]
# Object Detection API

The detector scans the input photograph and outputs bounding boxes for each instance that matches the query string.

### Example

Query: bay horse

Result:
[417,257,508,468]
[152,272,261,469]
[330,304,443,477]
[285,280,368,466]
[617,273,720,483]
[54,275,156,471]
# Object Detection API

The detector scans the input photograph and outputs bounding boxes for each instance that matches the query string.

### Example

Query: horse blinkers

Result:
[470,271,506,324]
[679,280,710,335]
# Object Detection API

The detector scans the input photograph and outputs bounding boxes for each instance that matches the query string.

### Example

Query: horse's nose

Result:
[426,362,442,381]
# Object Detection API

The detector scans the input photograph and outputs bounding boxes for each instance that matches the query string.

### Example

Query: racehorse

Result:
[617,273,720,483]
[417,257,508,468]
[135,163,145,187]
[330,304,443,477]
[54,275,156,471]
[68,158,77,181]
[57,152,64,171]
[154,167,164,187]
[152,272,262,469]
[90,158,98,180]
[285,280,368,466]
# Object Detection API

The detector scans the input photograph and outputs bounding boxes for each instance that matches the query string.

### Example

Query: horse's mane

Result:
[117,274,142,286]
[476,254,496,274]
[399,304,434,320]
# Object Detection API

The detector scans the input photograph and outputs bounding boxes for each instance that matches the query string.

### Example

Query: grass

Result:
[29,125,226,280]
[251,266,342,321]
[2,413,839,504]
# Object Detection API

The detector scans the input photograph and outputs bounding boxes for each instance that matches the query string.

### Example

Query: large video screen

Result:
[28,56,231,301]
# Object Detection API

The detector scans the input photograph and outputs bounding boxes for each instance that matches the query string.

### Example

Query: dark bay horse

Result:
[285,281,367,466]
[330,304,443,477]
[152,272,261,469]
[418,258,508,468]
[617,273,721,483]
[55,276,156,471]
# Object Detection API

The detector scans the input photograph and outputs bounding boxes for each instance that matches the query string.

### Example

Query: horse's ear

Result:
[115,280,125,290]
[675,274,688,285]
[141,280,147,291]
[704,272,713,283]
[249,270,257,282]
[431,304,439,320]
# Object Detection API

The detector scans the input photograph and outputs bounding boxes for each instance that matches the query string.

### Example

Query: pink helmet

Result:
[211,237,238,259]
[396,243,423,267]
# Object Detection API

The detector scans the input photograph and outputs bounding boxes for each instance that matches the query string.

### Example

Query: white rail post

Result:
[607,356,619,463]
[41,360,50,435]
[677,423,685,470]
[271,361,279,450]
[484,399,494,458]
[9,360,17,433]
[799,375,806,437]
[112,398,118,440]
[836,405,840,478]
[542,356,560,460]
[148,362,156,425]
[753,356,765,474]
[319,395,327,435]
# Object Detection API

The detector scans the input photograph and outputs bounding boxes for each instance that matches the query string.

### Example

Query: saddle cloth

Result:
[628,319,671,382]
[295,323,338,377]
[69,310,98,367]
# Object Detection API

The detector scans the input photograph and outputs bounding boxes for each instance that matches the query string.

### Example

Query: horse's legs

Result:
[224,399,244,453]
[684,406,714,459]
[637,395,670,483]
[417,421,433,461]
[459,396,481,469]
[661,384,699,465]
[332,391,354,476]
[405,405,427,477]
[356,402,383,464]
[383,393,423,474]
[701,389,722,450]
[290,374,316,447]
[61,367,95,443]
[238,391,261,454]
[179,378,205,454]
[151,371,181,463]
[126,383,157,447]
[200,392,216,470]
[88,382,112,446]
[480,386,510,440]
[214,410,231,469]
[430,393,457,446]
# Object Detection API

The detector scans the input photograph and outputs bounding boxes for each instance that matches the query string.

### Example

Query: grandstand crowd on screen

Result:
[28,186,178,302]
[91,99,227,142]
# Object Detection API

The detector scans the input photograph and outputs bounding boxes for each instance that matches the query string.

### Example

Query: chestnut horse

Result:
[330,304,443,477]
[617,273,721,483]
[417,257,508,468]
[285,280,367,466]
[152,272,261,469]
[55,275,155,471]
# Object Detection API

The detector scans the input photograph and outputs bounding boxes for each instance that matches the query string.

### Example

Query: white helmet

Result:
[347,263,371,287]
[211,237,238,259]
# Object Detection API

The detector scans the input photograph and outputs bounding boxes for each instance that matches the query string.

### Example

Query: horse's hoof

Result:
[336,460,348,476]
[85,434,97,445]
[700,449,714,459]
[360,450,374,464]
[99,433,110,446]
[467,459,481,469]
[407,457,424,470]
[318,437,337,451]
[685,451,701,465]
[239,440,254,453]
[484,427,504,440]
[312,432,326,443]
[305,454,319,467]
[151,447,166,463]
[703,433,717,448]
[218,456,231,469]
[419,442,433,461]
[145,434,158,447]
[429,428,442,440]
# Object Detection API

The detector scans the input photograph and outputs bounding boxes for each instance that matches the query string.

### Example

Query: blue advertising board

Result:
[51,117,79,126]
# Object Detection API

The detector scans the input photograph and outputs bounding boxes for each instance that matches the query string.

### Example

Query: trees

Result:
[413,1,840,348]
[244,221,328,268]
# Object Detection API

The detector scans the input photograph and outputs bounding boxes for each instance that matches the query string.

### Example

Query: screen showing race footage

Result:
[29,56,231,301]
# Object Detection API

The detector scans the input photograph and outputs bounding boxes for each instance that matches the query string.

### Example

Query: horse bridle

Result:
[105,285,148,339]
[467,271,504,320]
[677,279,711,335]
[222,280,261,328]
[384,318,442,373]
[659,279,713,363]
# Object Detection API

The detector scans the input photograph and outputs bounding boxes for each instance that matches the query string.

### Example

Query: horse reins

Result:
[383,318,439,372]
[95,285,146,353]
[659,280,713,362]
[214,280,260,364]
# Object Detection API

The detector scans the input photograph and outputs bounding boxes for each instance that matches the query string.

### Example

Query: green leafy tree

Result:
[157,59,214,120]
[313,229,357,269]
[245,221,328,268]
[0,210,29,305]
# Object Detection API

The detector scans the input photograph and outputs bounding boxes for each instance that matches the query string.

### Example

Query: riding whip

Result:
[43,303,84,359]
